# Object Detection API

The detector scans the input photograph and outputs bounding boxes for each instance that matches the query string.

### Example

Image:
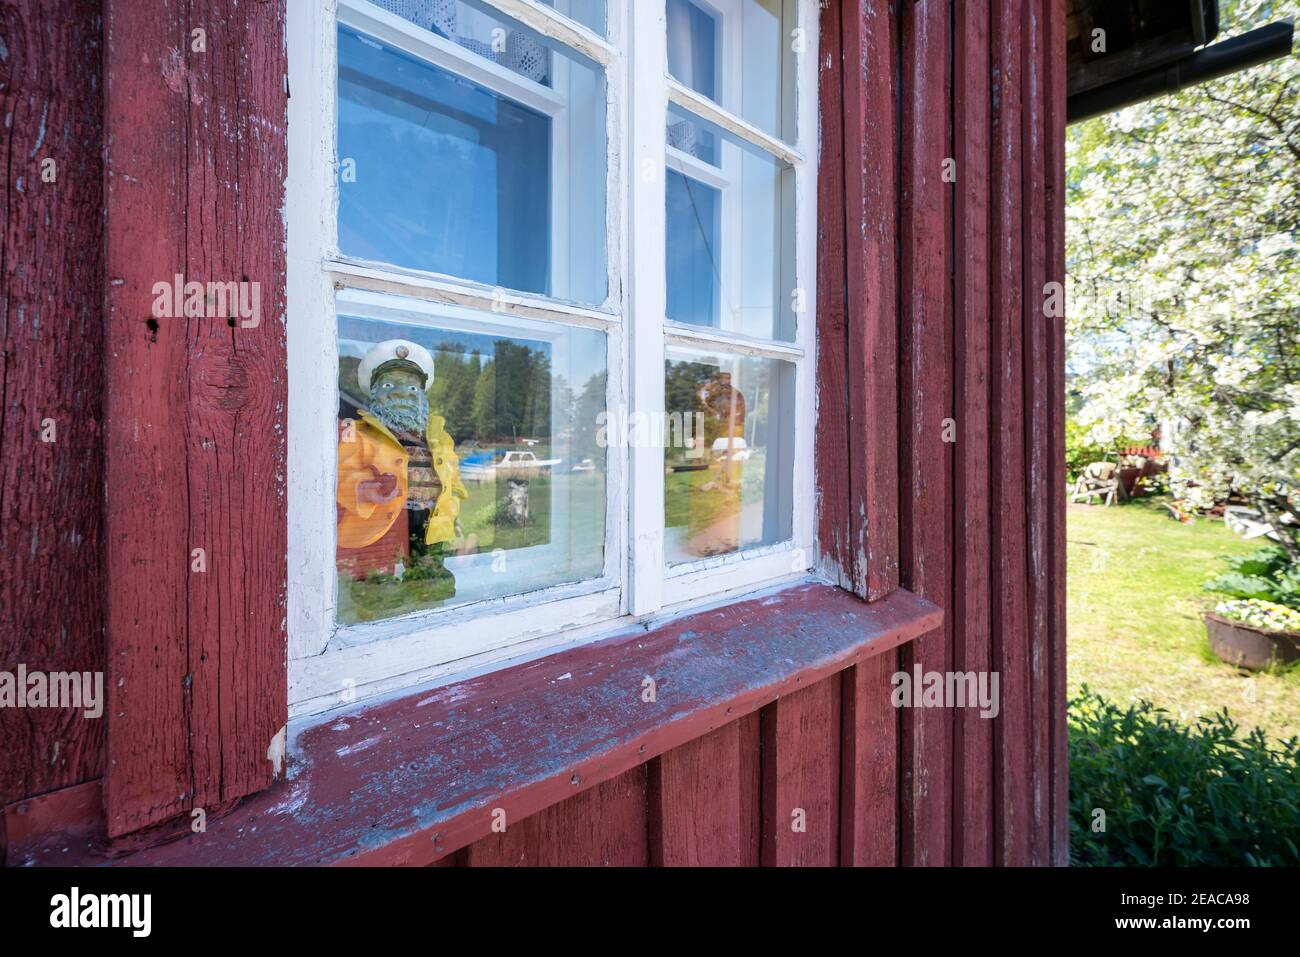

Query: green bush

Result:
[1065,416,1111,484]
[1069,688,1300,866]
[1204,545,1300,612]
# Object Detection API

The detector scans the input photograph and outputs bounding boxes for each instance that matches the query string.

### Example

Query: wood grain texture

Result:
[33,584,937,866]
[991,0,1032,867]
[1021,0,1052,867]
[814,0,852,592]
[103,0,288,837]
[952,0,994,868]
[835,0,899,601]
[465,765,649,867]
[897,0,953,868]
[761,676,840,866]
[0,0,106,812]
[648,715,760,866]
[1045,0,1070,868]
[839,647,899,866]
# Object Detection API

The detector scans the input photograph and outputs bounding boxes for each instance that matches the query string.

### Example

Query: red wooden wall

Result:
[0,0,106,814]
[100,0,289,837]
[443,0,1069,868]
[1,0,1067,866]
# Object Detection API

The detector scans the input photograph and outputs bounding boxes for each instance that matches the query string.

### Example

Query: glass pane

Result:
[370,1,606,59]
[370,0,555,84]
[664,349,794,565]
[336,309,608,625]
[542,0,606,36]
[337,21,608,304]
[666,0,795,141]
[665,106,796,342]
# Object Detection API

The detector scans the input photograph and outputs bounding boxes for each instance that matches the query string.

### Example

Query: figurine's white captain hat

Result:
[357,339,435,394]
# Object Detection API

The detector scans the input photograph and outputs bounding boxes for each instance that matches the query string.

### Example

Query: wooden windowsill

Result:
[30,581,941,866]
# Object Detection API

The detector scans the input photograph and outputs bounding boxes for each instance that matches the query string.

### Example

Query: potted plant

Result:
[1203,599,1300,671]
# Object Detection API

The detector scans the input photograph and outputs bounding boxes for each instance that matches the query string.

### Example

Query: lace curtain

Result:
[372,0,550,84]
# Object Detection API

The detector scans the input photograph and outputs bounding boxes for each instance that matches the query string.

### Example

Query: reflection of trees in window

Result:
[424,339,552,444]
[665,360,746,459]
[571,371,608,465]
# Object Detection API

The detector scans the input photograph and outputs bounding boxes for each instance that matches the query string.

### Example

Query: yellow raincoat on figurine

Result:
[337,340,468,552]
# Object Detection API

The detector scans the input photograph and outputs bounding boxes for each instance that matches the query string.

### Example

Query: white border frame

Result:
[286,0,818,717]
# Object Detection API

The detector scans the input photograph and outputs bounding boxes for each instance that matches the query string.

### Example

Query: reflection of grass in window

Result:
[665,464,739,536]
[339,566,456,624]
[339,466,609,625]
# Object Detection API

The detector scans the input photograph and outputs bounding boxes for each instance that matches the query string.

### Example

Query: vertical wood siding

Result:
[453,0,1069,868]
[0,0,105,813]
[101,0,288,837]
[4,0,1068,864]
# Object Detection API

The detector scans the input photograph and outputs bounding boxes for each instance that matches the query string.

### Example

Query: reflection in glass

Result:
[665,107,796,342]
[368,0,609,71]
[664,349,794,565]
[666,0,794,141]
[337,20,608,303]
[336,311,608,624]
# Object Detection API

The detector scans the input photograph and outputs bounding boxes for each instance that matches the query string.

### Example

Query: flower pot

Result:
[1204,612,1300,671]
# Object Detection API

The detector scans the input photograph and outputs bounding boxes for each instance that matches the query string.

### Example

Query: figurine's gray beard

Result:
[369,390,428,434]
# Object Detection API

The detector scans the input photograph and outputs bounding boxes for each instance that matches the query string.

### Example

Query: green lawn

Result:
[1068,496,1300,745]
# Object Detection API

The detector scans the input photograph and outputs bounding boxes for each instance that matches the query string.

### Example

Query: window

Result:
[287,0,818,714]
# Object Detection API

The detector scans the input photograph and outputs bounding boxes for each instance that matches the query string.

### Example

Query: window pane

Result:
[666,0,795,141]
[337,22,608,304]
[336,310,608,625]
[664,349,794,565]
[370,0,555,84]
[665,106,796,342]
[543,0,606,36]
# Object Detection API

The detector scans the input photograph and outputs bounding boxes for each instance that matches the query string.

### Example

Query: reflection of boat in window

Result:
[461,449,562,482]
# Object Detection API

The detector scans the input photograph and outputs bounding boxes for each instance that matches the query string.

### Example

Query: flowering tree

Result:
[1067,0,1300,559]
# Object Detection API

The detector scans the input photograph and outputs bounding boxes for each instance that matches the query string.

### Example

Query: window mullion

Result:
[627,0,669,617]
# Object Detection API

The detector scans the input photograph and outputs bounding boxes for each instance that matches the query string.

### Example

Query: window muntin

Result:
[337,12,608,304]
[665,105,796,342]
[336,306,608,625]
[287,0,815,713]
[666,0,794,141]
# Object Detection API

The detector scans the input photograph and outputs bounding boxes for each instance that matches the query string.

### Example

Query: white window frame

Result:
[286,0,818,717]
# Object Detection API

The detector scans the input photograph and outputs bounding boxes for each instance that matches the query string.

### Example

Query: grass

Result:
[1068,495,1300,745]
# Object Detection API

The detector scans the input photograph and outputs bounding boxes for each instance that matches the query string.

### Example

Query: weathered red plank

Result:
[837,0,900,601]
[32,584,938,866]
[761,677,840,866]
[814,0,852,591]
[0,0,105,813]
[897,0,953,868]
[466,766,649,867]
[648,716,759,866]
[991,0,1032,867]
[2,779,103,867]
[952,0,995,868]
[103,0,288,836]
[839,648,899,866]
[1044,0,1070,868]
[1021,0,1053,868]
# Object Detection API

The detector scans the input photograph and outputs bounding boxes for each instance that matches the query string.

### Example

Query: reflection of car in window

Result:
[710,436,752,462]
[461,449,563,482]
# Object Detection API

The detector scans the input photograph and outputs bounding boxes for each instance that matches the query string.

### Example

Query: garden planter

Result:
[1204,613,1300,670]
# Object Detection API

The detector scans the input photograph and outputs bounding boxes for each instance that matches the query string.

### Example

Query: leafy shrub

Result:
[1069,688,1300,866]
[1065,415,1112,484]
[1204,545,1300,612]
[1213,598,1300,633]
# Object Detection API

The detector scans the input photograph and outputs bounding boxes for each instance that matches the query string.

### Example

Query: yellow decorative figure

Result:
[336,340,468,555]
